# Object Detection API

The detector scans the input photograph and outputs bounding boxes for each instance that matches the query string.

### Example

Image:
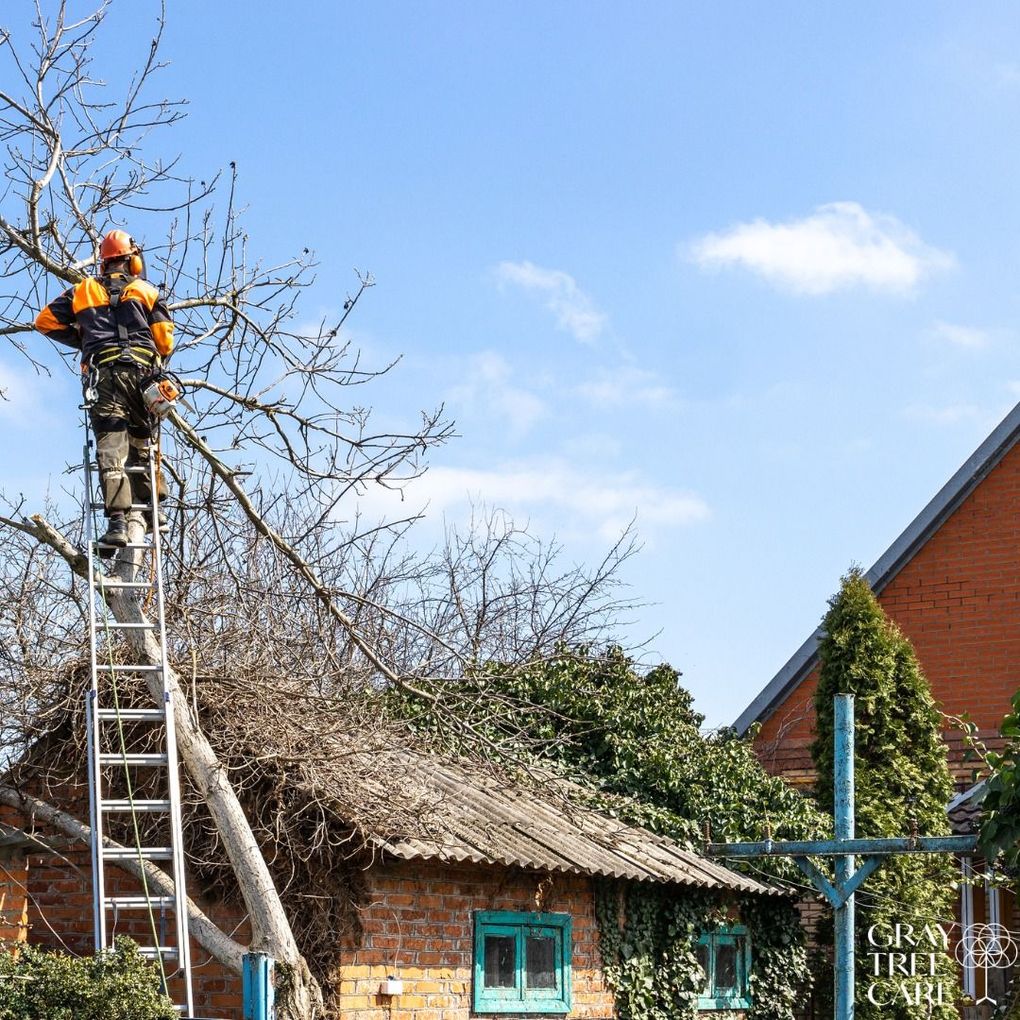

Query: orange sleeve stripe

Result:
[35,306,65,334]
[71,277,109,314]
[151,320,174,357]
[123,279,158,310]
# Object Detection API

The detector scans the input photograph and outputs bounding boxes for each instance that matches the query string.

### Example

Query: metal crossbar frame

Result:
[708,695,978,1020]
[83,433,194,1016]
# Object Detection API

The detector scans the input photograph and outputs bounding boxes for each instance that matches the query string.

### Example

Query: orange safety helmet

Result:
[99,229,144,276]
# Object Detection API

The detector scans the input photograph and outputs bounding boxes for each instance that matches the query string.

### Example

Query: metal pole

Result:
[243,953,276,1020]
[834,694,855,1020]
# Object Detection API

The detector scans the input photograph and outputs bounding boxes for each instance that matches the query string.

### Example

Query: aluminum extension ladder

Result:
[82,431,195,1016]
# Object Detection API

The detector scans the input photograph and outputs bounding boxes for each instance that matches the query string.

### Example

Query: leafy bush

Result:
[979,687,1020,869]
[0,936,176,1020]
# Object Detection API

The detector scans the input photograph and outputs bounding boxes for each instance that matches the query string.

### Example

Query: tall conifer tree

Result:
[812,569,958,1019]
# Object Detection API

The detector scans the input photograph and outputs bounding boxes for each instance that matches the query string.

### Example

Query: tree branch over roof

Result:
[0,5,641,1017]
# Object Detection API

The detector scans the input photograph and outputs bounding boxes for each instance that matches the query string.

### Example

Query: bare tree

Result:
[0,5,637,1017]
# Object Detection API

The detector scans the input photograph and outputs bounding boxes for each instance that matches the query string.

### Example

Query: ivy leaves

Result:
[396,645,821,1020]
[979,688,1020,868]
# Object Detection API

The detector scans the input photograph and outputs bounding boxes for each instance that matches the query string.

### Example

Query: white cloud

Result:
[358,460,709,541]
[496,260,608,342]
[576,366,678,409]
[929,321,991,350]
[447,351,546,436]
[690,202,954,295]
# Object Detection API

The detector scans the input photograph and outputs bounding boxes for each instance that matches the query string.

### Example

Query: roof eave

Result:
[734,399,1020,734]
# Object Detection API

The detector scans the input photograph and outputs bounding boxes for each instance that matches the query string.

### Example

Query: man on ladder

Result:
[35,229,194,1015]
[35,229,175,549]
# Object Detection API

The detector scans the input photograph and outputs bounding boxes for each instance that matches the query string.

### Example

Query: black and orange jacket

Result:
[35,273,175,364]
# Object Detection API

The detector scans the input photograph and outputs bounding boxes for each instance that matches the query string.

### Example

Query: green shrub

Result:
[0,936,176,1020]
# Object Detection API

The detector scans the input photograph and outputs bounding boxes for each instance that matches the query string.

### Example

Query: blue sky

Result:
[5,2,1020,725]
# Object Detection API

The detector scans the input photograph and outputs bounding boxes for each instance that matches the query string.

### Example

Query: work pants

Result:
[88,362,167,516]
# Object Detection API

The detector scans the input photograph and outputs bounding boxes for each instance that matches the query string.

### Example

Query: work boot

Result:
[98,513,128,552]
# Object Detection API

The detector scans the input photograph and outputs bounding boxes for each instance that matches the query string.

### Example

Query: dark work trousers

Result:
[88,362,167,516]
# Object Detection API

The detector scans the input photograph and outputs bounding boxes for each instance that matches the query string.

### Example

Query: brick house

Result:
[734,400,1020,1008]
[0,753,782,1018]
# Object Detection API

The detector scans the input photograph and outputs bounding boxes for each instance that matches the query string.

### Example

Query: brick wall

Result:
[754,440,1020,788]
[4,797,750,1019]
[0,853,29,945]
[336,859,614,1020]
[4,794,617,1019]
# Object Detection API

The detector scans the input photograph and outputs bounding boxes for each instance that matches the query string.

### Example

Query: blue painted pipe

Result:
[243,953,276,1020]
[707,835,977,856]
[834,694,854,1020]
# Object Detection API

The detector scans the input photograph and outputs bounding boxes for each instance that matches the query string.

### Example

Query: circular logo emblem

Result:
[955,924,1020,970]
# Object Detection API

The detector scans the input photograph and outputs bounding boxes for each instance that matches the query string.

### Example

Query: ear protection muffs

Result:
[99,229,145,278]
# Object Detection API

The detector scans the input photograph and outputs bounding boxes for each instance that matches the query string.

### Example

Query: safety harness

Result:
[89,274,160,370]
[82,274,185,416]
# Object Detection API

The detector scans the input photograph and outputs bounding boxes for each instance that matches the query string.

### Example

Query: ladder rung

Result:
[94,664,162,673]
[87,461,153,472]
[101,799,171,813]
[105,896,176,909]
[138,946,180,959]
[95,708,165,721]
[98,753,169,766]
[94,621,156,630]
[92,541,152,550]
[90,502,153,510]
[101,846,173,860]
[99,580,152,590]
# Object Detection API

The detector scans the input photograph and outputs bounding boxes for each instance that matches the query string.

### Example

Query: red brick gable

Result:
[753,435,1020,788]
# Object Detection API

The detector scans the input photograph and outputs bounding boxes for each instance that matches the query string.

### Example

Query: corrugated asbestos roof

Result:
[947,781,986,836]
[734,399,1020,735]
[369,758,781,897]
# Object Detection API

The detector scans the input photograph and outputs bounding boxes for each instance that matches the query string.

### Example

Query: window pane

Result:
[715,943,737,991]
[526,935,557,989]
[484,935,516,988]
[696,942,711,993]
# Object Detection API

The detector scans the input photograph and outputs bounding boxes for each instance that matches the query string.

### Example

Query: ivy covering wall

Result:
[594,882,809,1020]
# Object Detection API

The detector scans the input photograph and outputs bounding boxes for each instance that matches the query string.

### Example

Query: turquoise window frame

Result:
[696,924,752,1011]
[473,911,572,1014]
